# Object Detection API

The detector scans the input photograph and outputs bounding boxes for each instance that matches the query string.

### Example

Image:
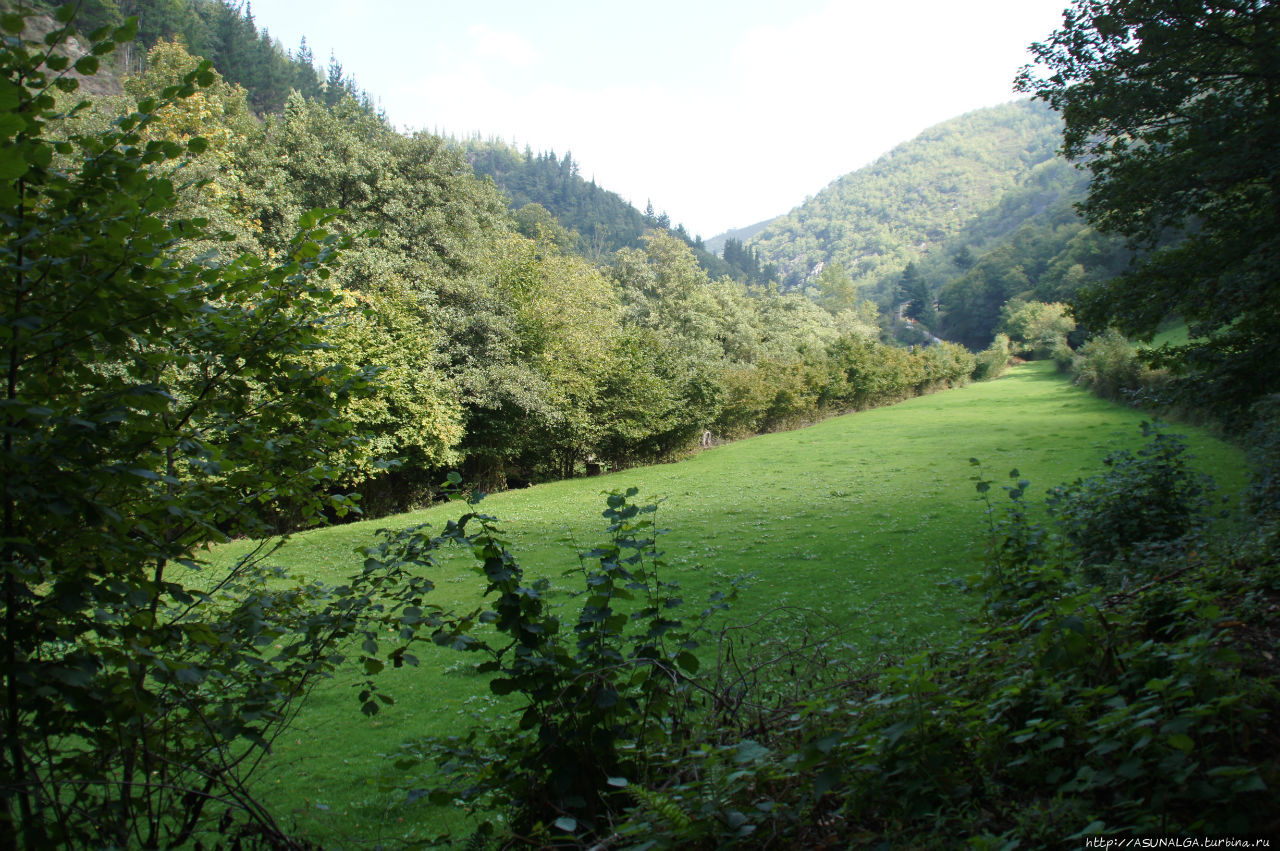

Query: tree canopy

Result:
[1018,0,1280,421]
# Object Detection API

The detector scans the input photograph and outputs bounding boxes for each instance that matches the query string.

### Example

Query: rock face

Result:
[19,12,124,98]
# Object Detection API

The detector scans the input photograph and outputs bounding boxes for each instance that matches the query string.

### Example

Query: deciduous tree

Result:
[1018,0,1280,420]
[0,13,435,846]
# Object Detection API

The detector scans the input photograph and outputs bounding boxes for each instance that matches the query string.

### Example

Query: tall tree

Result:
[0,14,441,846]
[292,34,322,100]
[324,50,346,106]
[1018,0,1280,420]
[815,261,861,315]
[901,262,938,328]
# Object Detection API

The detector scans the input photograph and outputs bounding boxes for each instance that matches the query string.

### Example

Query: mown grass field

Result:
[218,362,1245,846]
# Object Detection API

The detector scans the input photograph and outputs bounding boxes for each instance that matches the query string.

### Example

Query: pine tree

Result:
[292,35,322,100]
[324,51,345,106]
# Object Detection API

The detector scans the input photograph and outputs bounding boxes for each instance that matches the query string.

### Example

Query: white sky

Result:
[246,0,1069,240]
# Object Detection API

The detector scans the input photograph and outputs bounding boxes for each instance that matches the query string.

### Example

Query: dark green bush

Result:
[1046,422,1214,576]
[395,489,736,845]
[1070,328,1145,400]
[1245,395,1280,523]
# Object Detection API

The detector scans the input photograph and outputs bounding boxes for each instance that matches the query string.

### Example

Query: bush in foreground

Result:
[394,425,1278,847]
[0,15,442,847]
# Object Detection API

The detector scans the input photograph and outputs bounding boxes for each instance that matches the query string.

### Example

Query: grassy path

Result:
[228,362,1244,844]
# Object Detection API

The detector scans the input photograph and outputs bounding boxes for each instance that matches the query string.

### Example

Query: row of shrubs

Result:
[711,338,976,439]
[293,333,978,524]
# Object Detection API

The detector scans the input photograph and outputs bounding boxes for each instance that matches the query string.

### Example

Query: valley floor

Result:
[227,362,1244,845]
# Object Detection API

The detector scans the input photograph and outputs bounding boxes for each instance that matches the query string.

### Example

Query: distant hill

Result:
[749,100,1066,296]
[704,219,776,257]
[928,162,1131,349]
[456,140,656,259]
[454,138,735,276]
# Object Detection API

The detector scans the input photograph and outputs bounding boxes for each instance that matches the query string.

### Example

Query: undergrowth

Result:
[374,423,1278,847]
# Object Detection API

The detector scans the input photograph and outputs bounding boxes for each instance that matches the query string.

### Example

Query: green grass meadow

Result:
[221,362,1245,845]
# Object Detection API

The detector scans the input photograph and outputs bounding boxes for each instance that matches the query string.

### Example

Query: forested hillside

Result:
[2,10,975,517]
[457,141,656,258]
[455,138,738,279]
[749,99,1066,295]
[3,0,371,110]
[742,99,1138,352]
[932,177,1132,348]
[912,157,1130,350]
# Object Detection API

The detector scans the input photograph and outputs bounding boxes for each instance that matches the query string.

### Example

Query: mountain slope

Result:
[749,99,1065,295]
[458,141,654,258]
[455,138,735,277]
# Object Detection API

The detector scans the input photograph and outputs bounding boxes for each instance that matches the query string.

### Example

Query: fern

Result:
[628,784,694,832]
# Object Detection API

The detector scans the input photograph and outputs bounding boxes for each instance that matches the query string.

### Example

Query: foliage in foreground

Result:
[0,12,450,847]
[385,487,732,846]
[393,425,1278,848]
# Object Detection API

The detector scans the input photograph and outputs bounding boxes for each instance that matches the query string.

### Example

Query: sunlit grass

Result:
[1148,318,1193,348]
[218,361,1245,845]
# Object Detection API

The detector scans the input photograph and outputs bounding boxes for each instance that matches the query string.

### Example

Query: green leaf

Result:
[0,148,29,180]
[814,734,841,754]
[1168,733,1194,753]
[112,19,138,43]
[2,13,27,33]
[1068,820,1108,839]
[74,56,100,76]
[814,765,841,797]
[553,816,577,833]
[734,739,769,764]
[1233,774,1267,793]
[175,667,203,685]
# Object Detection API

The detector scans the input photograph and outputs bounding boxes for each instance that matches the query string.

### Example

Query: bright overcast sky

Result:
[247,0,1070,240]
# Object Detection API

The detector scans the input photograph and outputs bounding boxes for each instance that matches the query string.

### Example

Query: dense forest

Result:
[0,2,967,505]
[2,0,1278,847]
[455,141,659,258]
